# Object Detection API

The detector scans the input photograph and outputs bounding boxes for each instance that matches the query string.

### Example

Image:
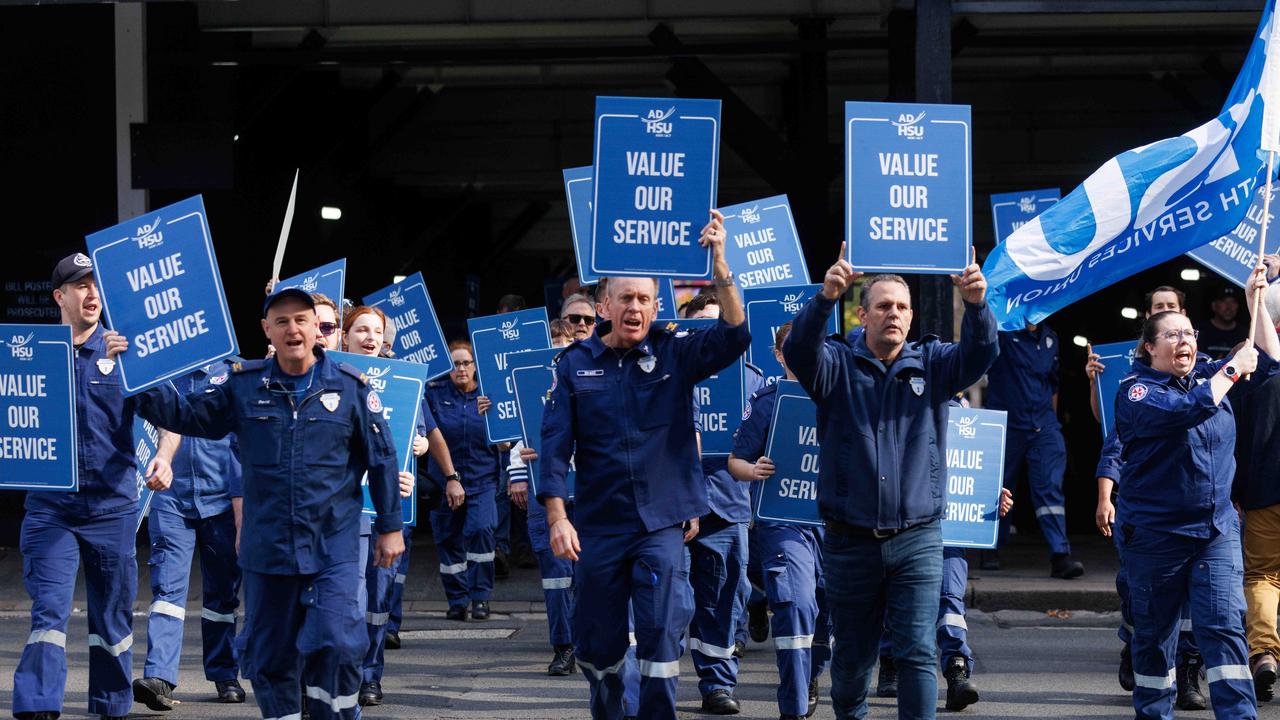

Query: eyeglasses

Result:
[318,322,338,337]
[1159,329,1199,343]
[564,313,596,326]
[452,359,475,369]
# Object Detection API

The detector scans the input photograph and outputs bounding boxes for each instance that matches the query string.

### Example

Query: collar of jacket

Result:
[256,347,344,391]
[849,328,929,377]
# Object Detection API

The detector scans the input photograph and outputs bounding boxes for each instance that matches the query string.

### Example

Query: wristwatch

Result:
[714,272,735,288]
[444,472,462,484]
[1223,365,1241,383]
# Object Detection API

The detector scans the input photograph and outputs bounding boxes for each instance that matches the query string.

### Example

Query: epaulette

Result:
[336,362,368,385]
[231,359,269,374]
[1119,373,1138,384]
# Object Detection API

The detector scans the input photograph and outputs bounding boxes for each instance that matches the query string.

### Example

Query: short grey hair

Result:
[602,276,660,299]
[859,274,911,309]
[560,293,594,318]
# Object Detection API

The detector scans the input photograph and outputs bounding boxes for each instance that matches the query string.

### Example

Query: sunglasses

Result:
[318,322,339,337]
[564,313,596,326]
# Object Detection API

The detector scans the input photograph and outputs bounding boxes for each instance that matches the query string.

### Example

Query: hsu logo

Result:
[1126,347,1136,365]
[643,107,676,137]
[499,319,520,341]
[956,415,977,439]
[891,112,925,140]
[298,273,320,293]
[1018,196,1039,214]
[389,289,405,307]
[740,205,761,224]
[781,292,804,314]
[132,218,164,249]
[364,365,389,393]
[7,333,34,360]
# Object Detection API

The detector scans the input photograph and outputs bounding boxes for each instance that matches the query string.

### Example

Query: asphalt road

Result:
[2,608,1279,719]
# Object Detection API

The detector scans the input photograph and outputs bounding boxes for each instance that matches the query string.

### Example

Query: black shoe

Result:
[701,689,740,715]
[446,604,468,621]
[876,655,898,698]
[943,655,980,711]
[548,644,576,675]
[806,677,819,717]
[133,676,176,711]
[1119,644,1136,692]
[1176,652,1207,711]
[215,678,246,703]
[1254,653,1278,702]
[748,601,770,642]
[358,681,383,707]
[384,629,402,650]
[471,600,490,620]
[15,713,60,720]
[979,549,1000,571]
[1050,553,1084,579]
[733,639,746,659]
[494,549,511,579]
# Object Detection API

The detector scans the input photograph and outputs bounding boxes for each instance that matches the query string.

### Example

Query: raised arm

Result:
[783,242,859,402]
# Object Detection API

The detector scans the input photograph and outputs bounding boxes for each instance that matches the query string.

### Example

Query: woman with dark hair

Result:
[425,339,501,621]
[1116,267,1280,719]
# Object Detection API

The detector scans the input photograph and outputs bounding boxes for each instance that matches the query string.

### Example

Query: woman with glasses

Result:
[426,340,502,621]
[1116,267,1279,719]
[560,293,597,342]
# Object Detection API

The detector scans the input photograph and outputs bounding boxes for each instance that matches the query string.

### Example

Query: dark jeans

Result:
[825,519,943,720]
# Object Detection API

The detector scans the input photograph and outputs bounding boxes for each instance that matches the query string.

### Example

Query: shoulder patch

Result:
[231,359,268,374]
[1127,384,1149,402]
[367,391,383,413]
[337,362,368,385]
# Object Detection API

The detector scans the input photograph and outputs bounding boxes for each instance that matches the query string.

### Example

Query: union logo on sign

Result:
[955,415,977,438]
[643,107,676,137]
[781,293,804,314]
[891,112,925,140]
[389,289,406,307]
[298,273,320,293]
[499,319,520,341]
[1018,196,1038,214]
[132,218,164,249]
[740,206,761,224]
[6,333,34,360]
[364,365,389,393]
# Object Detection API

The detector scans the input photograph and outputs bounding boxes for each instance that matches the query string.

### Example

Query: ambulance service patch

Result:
[1127,384,1148,402]
[367,391,383,414]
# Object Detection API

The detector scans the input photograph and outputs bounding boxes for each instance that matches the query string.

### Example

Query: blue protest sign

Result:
[1189,183,1277,288]
[754,381,822,526]
[0,324,76,492]
[134,416,159,531]
[990,189,1059,245]
[364,272,450,381]
[563,167,600,285]
[845,102,971,274]
[85,196,239,395]
[1092,339,1137,439]
[468,308,551,444]
[667,318,745,456]
[591,96,721,279]
[330,351,430,527]
[719,195,809,289]
[941,407,1007,549]
[656,279,677,320]
[509,347,575,500]
[277,258,347,304]
[743,285,838,384]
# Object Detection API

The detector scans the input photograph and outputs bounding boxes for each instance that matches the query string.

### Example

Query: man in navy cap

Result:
[536,210,751,719]
[137,286,404,720]
[12,253,178,720]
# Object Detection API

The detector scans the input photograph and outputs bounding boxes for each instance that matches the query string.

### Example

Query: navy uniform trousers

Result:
[430,486,496,610]
[143,506,240,687]
[14,506,137,718]
[759,524,831,717]
[686,513,749,698]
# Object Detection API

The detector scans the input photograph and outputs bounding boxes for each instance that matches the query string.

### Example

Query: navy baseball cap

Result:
[262,287,316,317]
[52,253,94,287]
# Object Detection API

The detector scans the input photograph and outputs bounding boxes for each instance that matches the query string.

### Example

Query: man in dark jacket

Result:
[782,243,997,720]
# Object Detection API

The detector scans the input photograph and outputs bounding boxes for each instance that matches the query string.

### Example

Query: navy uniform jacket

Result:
[729,382,782,526]
[984,325,1060,432]
[1095,430,1123,483]
[136,349,401,575]
[424,380,500,493]
[27,323,139,519]
[782,294,998,531]
[697,363,764,524]
[1229,371,1280,511]
[538,318,752,536]
[151,363,243,520]
[1115,354,1278,538]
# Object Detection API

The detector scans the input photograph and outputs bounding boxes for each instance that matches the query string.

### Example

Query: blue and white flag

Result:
[984,1,1280,330]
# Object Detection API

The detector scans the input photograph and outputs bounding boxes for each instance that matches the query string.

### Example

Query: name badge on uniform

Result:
[96,358,115,376]
[320,392,340,412]
[576,369,604,377]
[909,376,925,396]
[638,356,656,374]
